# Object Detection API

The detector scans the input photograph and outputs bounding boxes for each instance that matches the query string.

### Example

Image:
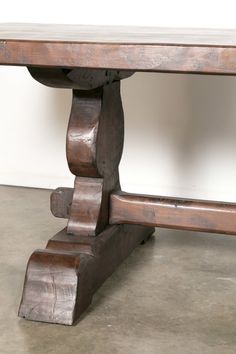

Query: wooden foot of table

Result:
[19,225,154,325]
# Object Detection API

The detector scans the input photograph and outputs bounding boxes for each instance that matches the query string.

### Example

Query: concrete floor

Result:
[0,185,236,354]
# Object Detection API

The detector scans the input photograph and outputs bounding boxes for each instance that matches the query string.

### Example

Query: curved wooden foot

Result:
[19,225,154,325]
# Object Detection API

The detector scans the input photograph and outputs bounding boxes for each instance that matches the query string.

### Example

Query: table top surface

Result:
[1,23,236,46]
[1,23,236,74]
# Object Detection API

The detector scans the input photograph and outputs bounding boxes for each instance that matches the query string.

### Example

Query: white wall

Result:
[1,0,236,202]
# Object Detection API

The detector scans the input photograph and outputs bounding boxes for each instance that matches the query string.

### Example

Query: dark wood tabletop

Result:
[0,23,236,74]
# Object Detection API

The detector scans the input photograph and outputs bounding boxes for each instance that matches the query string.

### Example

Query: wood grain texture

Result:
[66,82,124,178]
[18,65,155,325]
[66,81,124,236]
[12,23,236,326]
[51,187,72,218]
[29,67,133,90]
[31,68,125,236]
[68,177,104,236]
[51,189,236,235]
[19,224,154,325]
[1,24,236,45]
[110,192,236,235]
[50,187,73,218]
[1,24,236,74]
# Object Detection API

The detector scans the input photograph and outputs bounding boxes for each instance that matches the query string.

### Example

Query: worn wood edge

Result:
[18,224,154,325]
[28,67,134,90]
[64,80,124,236]
[110,192,236,235]
[1,42,236,74]
[34,70,126,237]
[50,187,73,218]
[51,188,236,235]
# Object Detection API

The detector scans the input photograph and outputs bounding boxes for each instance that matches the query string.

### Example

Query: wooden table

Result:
[1,24,236,325]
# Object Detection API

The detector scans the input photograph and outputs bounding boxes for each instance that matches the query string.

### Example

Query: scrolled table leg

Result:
[18,68,154,325]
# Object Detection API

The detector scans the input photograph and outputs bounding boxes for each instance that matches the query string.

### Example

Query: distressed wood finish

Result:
[19,225,153,325]
[0,24,235,326]
[66,80,124,236]
[50,188,236,236]
[18,65,155,325]
[50,187,73,219]
[1,24,236,74]
[68,177,105,236]
[29,67,133,90]
[66,82,124,178]
[110,192,236,235]
[29,67,127,236]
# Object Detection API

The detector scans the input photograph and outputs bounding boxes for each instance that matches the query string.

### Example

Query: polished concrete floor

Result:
[0,185,236,354]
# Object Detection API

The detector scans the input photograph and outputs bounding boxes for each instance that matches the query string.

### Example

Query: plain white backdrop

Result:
[1,0,236,202]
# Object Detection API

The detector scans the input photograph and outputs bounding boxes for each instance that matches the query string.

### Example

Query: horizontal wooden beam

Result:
[51,188,236,235]
[110,192,236,235]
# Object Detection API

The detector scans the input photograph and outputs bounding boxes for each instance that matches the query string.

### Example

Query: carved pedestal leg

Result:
[18,68,154,325]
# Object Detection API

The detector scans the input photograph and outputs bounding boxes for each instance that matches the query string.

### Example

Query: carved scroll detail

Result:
[66,81,124,235]
[28,67,131,236]
[18,67,154,326]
